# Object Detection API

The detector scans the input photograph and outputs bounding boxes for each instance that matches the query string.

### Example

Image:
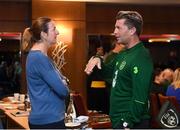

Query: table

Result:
[4,109,29,129]
[0,98,29,129]
[65,114,112,129]
[88,114,112,129]
[0,98,112,129]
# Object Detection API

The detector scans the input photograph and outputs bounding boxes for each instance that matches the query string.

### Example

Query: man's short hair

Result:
[116,11,143,36]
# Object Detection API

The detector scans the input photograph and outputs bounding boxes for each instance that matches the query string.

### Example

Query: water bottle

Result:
[66,93,76,123]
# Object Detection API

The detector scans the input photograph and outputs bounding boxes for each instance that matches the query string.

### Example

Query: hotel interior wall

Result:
[1,0,180,105]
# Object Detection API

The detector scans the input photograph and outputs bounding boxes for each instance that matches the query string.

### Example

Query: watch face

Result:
[123,122,128,127]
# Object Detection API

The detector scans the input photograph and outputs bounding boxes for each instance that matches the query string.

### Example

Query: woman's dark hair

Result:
[30,17,52,43]
[22,17,52,52]
[116,11,143,36]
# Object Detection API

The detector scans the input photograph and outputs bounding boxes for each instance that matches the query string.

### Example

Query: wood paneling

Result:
[32,1,85,21]
[86,3,180,34]
[0,22,29,32]
[0,2,30,20]
[0,1,31,32]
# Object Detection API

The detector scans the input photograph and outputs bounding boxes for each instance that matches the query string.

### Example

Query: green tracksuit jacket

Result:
[102,42,153,128]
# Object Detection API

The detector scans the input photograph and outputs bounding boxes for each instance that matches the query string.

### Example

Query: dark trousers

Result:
[29,120,65,129]
[114,119,150,129]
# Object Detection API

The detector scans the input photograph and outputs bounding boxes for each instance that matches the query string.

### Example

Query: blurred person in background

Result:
[0,61,8,85]
[166,68,180,106]
[87,44,106,113]
[13,61,22,92]
[95,45,104,59]
[159,68,174,92]
[151,68,165,95]
[104,42,125,64]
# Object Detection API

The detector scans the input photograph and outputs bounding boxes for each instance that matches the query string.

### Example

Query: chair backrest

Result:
[158,94,180,112]
[150,93,161,128]
[71,92,88,116]
[71,92,113,129]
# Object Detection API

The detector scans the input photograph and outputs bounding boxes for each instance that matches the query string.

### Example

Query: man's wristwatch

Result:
[123,122,129,128]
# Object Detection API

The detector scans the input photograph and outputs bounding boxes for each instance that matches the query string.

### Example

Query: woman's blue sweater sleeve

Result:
[35,55,69,99]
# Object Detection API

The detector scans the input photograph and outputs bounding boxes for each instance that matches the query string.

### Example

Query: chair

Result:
[71,92,102,116]
[149,93,161,128]
[71,92,88,116]
[71,92,112,129]
[158,94,180,112]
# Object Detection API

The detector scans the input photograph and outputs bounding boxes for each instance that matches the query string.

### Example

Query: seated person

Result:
[104,42,125,64]
[151,68,166,95]
[151,68,174,95]
[166,68,180,106]
[160,68,174,91]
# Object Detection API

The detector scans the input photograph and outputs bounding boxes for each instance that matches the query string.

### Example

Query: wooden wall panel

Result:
[0,1,31,32]
[87,22,114,34]
[32,0,87,103]
[0,2,30,20]
[32,0,85,21]
[144,23,180,34]
[0,22,29,32]
[86,3,180,34]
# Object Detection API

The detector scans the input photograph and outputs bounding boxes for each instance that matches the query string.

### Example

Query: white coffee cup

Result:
[19,94,25,102]
[8,96,14,102]
[14,93,20,101]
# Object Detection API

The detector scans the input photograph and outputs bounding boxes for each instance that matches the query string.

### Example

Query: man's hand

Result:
[84,57,101,75]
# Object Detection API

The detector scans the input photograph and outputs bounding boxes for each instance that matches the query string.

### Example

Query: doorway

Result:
[0,32,21,98]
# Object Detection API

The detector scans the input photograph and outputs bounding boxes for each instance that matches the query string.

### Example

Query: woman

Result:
[23,17,69,129]
[166,68,180,106]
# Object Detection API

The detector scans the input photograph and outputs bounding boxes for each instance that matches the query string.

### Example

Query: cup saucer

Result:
[65,122,81,127]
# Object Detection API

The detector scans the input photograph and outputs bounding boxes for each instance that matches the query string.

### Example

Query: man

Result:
[85,11,153,129]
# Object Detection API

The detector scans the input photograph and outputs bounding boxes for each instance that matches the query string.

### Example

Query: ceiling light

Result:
[148,38,171,43]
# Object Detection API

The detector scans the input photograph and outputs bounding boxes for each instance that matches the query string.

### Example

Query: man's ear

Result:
[130,27,136,35]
